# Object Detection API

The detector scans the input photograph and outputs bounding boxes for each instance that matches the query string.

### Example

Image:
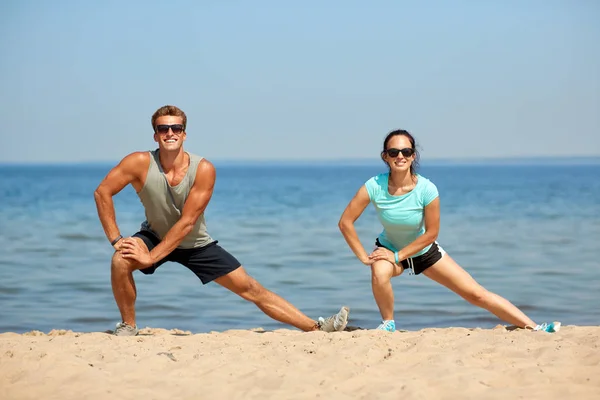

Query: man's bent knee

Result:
[111,251,145,273]
[111,237,150,273]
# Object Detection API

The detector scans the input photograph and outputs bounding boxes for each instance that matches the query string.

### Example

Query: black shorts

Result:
[375,239,446,275]
[133,231,241,284]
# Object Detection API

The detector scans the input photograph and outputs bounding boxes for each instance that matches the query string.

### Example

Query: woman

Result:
[338,129,560,333]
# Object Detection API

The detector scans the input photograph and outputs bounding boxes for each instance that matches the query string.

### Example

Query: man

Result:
[94,105,349,336]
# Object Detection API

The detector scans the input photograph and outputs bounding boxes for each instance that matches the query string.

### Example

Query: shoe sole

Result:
[113,330,139,337]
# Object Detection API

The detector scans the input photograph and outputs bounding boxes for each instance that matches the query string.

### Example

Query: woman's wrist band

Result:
[110,235,123,246]
[394,252,399,264]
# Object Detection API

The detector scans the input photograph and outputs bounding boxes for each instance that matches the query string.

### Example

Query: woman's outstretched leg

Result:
[423,254,536,328]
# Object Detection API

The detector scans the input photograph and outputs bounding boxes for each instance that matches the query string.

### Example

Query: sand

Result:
[1,325,598,400]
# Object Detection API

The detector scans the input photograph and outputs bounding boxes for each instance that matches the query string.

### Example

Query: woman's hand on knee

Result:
[369,247,397,265]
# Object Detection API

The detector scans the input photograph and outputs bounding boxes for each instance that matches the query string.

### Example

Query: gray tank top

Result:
[138,149,214,249]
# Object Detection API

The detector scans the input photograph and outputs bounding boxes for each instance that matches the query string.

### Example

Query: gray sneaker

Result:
[317,306,349,332]
[114,322,139,336]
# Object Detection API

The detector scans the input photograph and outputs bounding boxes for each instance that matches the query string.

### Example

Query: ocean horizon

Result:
[2,154,600,167]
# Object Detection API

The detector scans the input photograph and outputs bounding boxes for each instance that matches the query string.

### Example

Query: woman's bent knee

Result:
[371,262,395,284]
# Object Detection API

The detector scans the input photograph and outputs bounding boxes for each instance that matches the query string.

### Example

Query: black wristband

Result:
[110,235,123,246]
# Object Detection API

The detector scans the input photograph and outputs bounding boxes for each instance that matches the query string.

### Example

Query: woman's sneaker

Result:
[532,321,561,333]
[376,320,396,332]
[317,306,350,332]
[114,322,139,336]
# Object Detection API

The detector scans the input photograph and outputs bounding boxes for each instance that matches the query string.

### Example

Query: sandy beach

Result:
[1,325,598,400]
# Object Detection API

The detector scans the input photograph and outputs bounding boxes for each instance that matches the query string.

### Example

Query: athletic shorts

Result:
[375,239,446,275]
[133,230,241,284]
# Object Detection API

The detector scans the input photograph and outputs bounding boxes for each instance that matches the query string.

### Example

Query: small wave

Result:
[0,259,27,267]
[66,316,114,324]
[58,233,104,242]
[540,238,575,245]
[264,263,284,270]
[137,303,184,313]
[0,286,23,295]
[277,279,302,285]
[11,247,62,253]
[397,308,465,317]
[237,221,278,229]
[532,270,569,277]
[48,283,105,294]
[302,250,334,257]
[0,325,31,333]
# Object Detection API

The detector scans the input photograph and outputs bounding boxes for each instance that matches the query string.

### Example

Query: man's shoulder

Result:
[121,151,150,164]
[117,151,152,172]
[124,151,152,162]
[195,157,215,174]
[187,152,213,166]
[189,157,216,188]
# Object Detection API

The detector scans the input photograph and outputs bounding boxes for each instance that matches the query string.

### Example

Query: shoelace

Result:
[317,316,333,330]
[378,320,395,331]
[116,322,136,330]
[525,322,560,333]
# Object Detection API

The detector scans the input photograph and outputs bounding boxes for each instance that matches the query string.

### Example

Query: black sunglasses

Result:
[155,124,185,134]
[385,147,415,158]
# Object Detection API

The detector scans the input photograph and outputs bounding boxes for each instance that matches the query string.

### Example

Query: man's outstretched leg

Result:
[215,266,349,332]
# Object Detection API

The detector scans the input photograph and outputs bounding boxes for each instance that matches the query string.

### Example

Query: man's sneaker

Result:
[532,321,561,333]
[317,306,350,332]
[114,322,139,336]
[376,320,396,332]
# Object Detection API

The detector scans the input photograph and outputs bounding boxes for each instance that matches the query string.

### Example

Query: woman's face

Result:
[382,134,415,173]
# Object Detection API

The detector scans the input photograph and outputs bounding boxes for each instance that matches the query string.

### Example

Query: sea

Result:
[0,160,598,333]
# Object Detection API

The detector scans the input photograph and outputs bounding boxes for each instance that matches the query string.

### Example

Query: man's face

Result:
[153,115,186,151]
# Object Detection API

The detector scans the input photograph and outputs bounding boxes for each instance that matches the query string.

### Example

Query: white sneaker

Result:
[317,306,350,332]
[532,321,561,333]
[376,320,396,332]
[114,322,139,336]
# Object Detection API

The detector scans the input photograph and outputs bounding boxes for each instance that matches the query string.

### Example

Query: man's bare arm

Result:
[94,152,149,248]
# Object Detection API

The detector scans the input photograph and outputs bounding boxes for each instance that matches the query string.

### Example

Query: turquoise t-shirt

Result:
[365,173,439,257]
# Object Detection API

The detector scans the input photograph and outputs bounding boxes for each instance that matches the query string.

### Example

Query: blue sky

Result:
[1,0,598,163]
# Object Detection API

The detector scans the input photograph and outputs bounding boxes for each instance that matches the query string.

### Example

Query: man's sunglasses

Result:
[155,124,185,134]
[385,147,415,158]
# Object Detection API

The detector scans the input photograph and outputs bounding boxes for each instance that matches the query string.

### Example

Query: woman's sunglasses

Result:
[385,147,415,158]
[155,124,185,134]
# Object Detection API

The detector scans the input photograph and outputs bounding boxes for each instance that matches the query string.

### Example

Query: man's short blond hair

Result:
[151,105,187,130]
